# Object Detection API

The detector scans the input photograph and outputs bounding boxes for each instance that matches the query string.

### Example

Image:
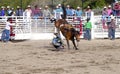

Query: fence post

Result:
[90,11,95,39]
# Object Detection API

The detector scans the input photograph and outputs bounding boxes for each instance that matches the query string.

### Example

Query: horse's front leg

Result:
[72,39,78,50]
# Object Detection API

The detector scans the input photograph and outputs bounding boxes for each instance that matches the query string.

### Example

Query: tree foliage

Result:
[65,0,115,9]
[0,0,32,9]
[0,0,116,10]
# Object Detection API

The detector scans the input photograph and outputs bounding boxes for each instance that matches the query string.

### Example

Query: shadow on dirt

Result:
[9,39,29,43]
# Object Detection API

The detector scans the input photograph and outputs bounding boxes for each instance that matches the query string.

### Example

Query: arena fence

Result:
[0,14,120,40]
[93,15,120,39]
[0,16,31,40]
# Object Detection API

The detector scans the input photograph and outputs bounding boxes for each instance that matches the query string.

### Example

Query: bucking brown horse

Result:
[60,24,80,50]
[53,4,80,50]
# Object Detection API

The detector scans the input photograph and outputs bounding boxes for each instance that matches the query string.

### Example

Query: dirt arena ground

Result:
[0,39,120,74]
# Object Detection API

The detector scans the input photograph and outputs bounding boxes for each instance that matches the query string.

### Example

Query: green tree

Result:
[0,0,32,9]
[0,0,116,10]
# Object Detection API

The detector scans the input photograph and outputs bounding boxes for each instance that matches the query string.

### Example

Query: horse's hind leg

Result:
[72,39,78,50]
[66,39,70,49]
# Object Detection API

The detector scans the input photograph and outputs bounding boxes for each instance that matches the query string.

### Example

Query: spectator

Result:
[32,5,40,19]
[57,4,63,14]
[24,5,32,18]
[71,7,76,16]
[57,4,63,19]
[10,8,16,16]
[42,5,52,24]
[84,18,92,40]
[0,6,6,16]
[66,5,72,16]
[53,5,62,20]
[113,1,120,16]
[85,6,92,20]
[75,6,83,21]
[16,6,23,16]
[43,5,52,19]
[39,7,43,18]
[102,6,108,20]
[6,6,12,16]
[108,16,116,40]
[107,5,113,16]
[1,18,15,42]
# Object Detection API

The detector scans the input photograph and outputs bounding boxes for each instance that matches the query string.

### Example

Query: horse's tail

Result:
[61,4,67,19]
[61,4,69,24]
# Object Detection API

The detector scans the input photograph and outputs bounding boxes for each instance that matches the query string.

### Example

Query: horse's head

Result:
[74,31,80,42]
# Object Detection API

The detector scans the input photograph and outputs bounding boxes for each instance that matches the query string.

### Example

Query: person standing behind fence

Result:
[84,18,92,40]
[10,8,16,16]
[55,4,63,19]
[66,5,72,16]
[43,5,52,24]
[15,6,23,16]
[1,18,15,42]
[24,5,32,18]
[6,6,13,16]
[85,6,92,20]
[0,6,6,16]
[43,5,52,19]
[32,5,41,19]
[102,6,108,20]
[113,1,120,16]
[53,5,60,20]
[71,7,76,16]
[39,7,43,18]
[108,16,116,40]
[75,6,83,21]
[107,5,113,16]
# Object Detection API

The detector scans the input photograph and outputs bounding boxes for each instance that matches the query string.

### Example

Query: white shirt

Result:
[24,9,32,17]
[5,22,13,30]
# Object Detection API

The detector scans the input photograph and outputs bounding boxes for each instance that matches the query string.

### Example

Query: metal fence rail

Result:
[0,16,31,40]
[0,15,120,40]
[31,18,54,33]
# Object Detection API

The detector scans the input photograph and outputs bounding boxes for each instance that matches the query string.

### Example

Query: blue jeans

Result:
[33,15,39,19]
[109,28,115,39]
[1,29,10,42]
[85,28,91,40]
